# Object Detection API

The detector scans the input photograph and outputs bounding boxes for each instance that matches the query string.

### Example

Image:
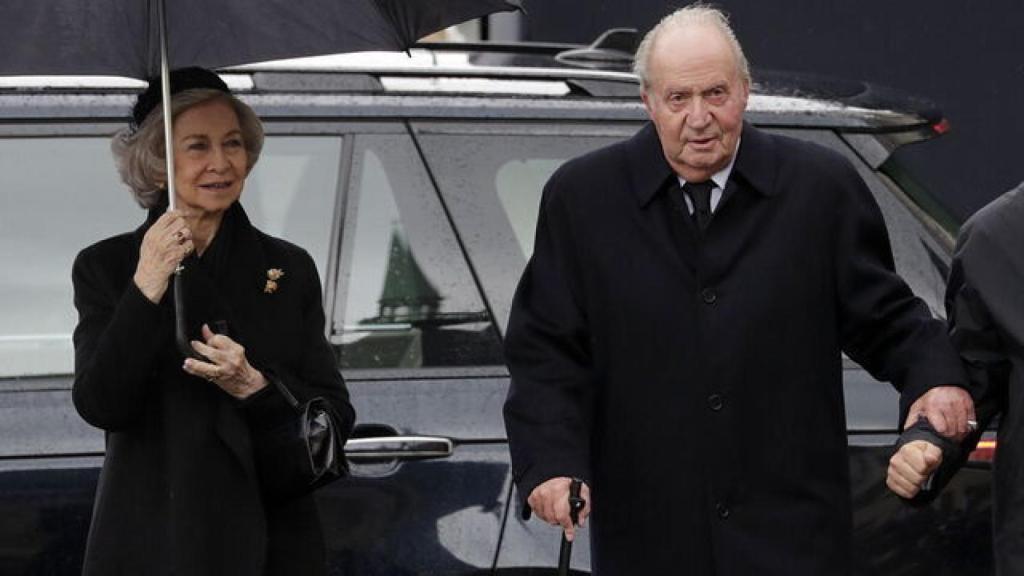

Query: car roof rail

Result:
[555,28,638,71]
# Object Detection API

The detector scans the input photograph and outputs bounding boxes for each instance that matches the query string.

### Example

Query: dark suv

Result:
[0,34,992,575]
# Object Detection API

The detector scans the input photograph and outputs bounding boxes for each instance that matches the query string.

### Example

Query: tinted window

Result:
[0,135,341,378]
[0,137,136,378]
[244,136,343,283]
[333,133,503,370]
[418,125,637,332]
[420,129,631,263]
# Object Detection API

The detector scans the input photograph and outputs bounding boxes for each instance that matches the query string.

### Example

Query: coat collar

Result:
[628,121,780,207]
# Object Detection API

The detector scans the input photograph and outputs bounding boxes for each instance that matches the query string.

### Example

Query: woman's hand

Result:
[133,210,194,303]
[183,324,268,399]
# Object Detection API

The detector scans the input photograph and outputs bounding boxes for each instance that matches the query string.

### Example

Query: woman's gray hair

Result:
[111,88,265,209]
[633,3,751,89]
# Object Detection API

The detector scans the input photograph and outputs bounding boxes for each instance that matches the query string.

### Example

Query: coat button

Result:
[701,288,717,304]
[707,394,724,411]
[716,502,730,519]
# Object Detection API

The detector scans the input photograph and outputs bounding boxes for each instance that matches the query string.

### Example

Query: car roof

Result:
[0,36,941,132]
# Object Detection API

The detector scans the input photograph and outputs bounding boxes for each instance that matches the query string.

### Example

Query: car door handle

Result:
[344,435,454,462]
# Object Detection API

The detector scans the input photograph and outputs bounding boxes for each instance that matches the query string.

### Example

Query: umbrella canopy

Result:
[0,0,522,78]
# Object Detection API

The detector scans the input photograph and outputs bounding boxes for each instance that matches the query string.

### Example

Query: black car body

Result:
[0,36,993,575]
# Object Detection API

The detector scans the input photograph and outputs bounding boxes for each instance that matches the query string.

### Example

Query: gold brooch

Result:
[264,268,285,294]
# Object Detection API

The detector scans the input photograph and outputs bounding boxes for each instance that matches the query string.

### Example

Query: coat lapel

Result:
[624,123,700,283]
[698,124,781,282]
[193,203,274,481]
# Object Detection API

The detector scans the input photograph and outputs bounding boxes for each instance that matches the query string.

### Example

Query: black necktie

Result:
[683,181,714,232]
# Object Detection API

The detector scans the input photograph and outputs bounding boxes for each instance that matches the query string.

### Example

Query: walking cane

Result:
[557,478,585,576]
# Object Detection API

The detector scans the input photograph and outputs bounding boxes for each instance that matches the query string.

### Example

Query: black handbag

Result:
[253,375,347,499]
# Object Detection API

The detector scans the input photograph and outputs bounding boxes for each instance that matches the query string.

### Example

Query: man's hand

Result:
[528,477,592,541]
[904,386,976,441]
[887,440,943,499]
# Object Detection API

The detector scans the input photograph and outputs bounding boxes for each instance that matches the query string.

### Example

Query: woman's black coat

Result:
[503,123,966,576]
[72,202,354,576]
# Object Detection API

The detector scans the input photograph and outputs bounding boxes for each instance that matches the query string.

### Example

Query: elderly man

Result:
[503,4,973,575]
[888,183,1024,575]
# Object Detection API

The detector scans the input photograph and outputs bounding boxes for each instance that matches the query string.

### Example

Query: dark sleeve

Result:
[905,221,1013,501]
[72,245,170,430]
[503,175,594,518]
[946,222,1011,428]
[830,158,967,423]
[240,248,355,447]
[892,417,971,505]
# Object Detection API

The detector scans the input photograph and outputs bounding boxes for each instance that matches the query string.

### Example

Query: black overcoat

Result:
[503,123,965,575]
[942,184,1024,574]
[72,202,354,576]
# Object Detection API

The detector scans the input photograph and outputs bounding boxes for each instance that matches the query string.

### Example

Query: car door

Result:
[316,127,511,575]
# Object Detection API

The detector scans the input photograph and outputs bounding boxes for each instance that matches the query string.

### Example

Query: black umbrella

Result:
[0,0,523,78]
[0,0,521,355]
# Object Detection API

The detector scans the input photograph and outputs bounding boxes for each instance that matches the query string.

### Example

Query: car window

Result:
[0,135,341,379]
[333,133,504,370]
[417,124,639,333]
[0,137,135,379]
[244,135,342,283]
[493,158,563,259]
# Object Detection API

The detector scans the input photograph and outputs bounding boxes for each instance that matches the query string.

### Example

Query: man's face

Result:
[641,24,749,182]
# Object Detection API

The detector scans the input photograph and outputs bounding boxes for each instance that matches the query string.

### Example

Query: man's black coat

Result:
[72,202,354,576]
[503,123,965,575]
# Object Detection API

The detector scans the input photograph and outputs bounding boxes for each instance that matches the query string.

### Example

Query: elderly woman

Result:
[71,67,354,576]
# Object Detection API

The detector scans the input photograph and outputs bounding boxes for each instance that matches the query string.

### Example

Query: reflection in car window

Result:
[418,128,633,334]
[495,159,562,259]
[244,136,342,282]
[334,134,503,370]
[0,135,342,379]
[419,131,628,263]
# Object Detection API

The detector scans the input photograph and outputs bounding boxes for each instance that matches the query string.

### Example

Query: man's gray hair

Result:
[111,89,265,209]
[633,3,751,89]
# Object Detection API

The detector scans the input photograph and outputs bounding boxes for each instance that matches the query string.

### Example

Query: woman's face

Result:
[171,98,248,215]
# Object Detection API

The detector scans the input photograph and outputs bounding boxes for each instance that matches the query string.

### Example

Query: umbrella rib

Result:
[367,0,412,52]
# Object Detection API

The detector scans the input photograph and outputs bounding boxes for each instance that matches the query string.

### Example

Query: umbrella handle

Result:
[173,272,202,360]
[557,478,585,576]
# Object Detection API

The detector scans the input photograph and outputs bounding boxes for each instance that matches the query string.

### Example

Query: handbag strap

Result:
[266,370,301,410]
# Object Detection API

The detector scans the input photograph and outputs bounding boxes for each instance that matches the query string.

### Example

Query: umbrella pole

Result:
[156,0,195,359]
[157,0,176,213]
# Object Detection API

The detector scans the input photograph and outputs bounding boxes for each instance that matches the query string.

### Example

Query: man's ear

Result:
[640,89,655,119]
[737,77,751,108]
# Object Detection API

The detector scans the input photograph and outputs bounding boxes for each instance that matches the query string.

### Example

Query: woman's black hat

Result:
[131,67,230,130]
